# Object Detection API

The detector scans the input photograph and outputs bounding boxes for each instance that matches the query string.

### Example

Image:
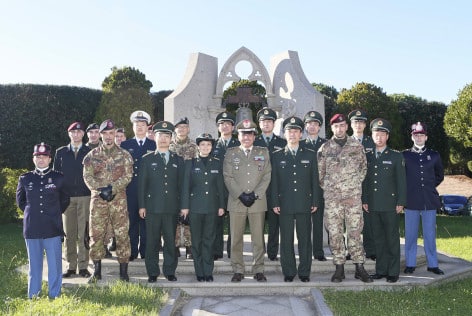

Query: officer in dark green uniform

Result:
[254,107,287,261]
[362,118,406,283]
[181,133,225,282]
[271,116,321,282]
[302,110,327,262]
[138,121,185,283]
[212,111,240,260]
[349,109,376,261]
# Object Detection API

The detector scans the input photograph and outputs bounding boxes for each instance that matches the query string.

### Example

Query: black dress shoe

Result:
[62,270,76,278]
[284,276,294,282]
[205,276,214,282]
[346,254,352,260]
[268,256,278,261]
[366,255,376,261]
[386,276,399,283]
[370,273,387,279]
[427,267,444,275]
[104,247,112,258]
[213,255,222,260]
[129,255,137,261]
[166,275,177,281]
[231,273,243,282]
[197,276,205,282]
[315,256,327,261]
[254,273,267,282]
[404,266,416,274]
[148,276,157,283]
[299,276,310,282]
[79,269,91,278]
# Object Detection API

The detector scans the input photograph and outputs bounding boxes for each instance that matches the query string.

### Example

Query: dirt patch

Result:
[437,175,472,197]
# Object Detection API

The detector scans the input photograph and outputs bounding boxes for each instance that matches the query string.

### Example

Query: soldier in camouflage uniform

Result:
[170,117,198,259]
[83,119,134,283]
[317,114,372,283]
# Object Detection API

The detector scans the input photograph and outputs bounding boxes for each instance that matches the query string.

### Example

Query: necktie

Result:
[224,139,228,148]
[161,152,166,164]
[265,137,270,146]
[73,147,78,159]
[376,151,381,159]
[139,140,143,147]
[245,149,250,157]
[291,149,296,157]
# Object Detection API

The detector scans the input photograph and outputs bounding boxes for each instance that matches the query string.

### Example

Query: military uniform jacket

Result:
[403,147,444,210]
[223,146,271,213]
[180,156,225,214]
[83,144,133,200]
[213,137,240,160]
[301,137,326,153]
[16,168,70,239]
[362,147,407,211]
[318,137,367,197]
[254,134,287,154]
[138,150,185,214]
[121,137,156,195]
[53,143,91,197]
[270,146,320,214]
[170,137,198,160]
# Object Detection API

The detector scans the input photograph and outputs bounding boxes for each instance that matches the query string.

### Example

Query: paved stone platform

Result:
[19,236,472,315]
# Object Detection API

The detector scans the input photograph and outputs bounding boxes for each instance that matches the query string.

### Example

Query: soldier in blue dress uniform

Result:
[253,107,286,261]
[16,143,70,298]
[121,110,156,260]
[403,122,445,275]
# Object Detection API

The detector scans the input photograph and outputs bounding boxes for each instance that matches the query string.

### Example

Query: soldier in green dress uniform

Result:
[362,118,406,283]
[349,109,376,261]
[138,121,185,283]
[181,133,225,282]
[253,107,287,261]
[271,116,321,282]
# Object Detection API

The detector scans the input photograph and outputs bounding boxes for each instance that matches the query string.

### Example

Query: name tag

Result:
[301,160,310,164]
[211,170,219,173]
[382,161,392,165]
[172,164,178,168]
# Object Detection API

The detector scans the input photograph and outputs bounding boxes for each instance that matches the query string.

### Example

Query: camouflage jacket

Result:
[317,136,366,197]
[83,144,133,198]
[170,137,198,160]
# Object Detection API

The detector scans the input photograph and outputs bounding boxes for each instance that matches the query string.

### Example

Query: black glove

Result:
[178,215,190,225]
[98,184,115,202]
[239,192,256,207]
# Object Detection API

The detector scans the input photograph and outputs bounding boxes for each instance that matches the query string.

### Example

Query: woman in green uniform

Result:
[181,133,225,281]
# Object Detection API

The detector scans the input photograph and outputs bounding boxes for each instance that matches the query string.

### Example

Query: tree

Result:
[391,94,448,165]
[95,66,154,136]
[150,90,173,123]
[312,83,339,137]
[444,83,472,173]
[337,82,403,149]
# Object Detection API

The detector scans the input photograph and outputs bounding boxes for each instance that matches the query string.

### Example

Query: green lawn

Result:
[0,222,167,315]
[323,214,472,316]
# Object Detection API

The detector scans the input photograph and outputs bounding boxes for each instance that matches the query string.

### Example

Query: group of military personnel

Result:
[18,102,446,298]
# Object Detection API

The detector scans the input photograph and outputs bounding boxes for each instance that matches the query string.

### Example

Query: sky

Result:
[1,0,471,105]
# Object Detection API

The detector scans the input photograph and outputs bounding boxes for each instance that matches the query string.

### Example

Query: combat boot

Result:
[331,264,345,283]
[88,260,102,283]
[119,263,129,282]
[355,263,373,283]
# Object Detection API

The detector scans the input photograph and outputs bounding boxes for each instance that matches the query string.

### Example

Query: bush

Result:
[0,168,27,224]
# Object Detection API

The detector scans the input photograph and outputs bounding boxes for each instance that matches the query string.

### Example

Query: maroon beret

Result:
[330,114,346,125]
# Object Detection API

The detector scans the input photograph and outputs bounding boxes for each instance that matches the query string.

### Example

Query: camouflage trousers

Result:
[324,195,365,265]
[175,223,191,247]
[89,193,131,263]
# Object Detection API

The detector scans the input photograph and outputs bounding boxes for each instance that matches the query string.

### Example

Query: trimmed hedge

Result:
[0,168,27,223]
[0,84,102,169]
